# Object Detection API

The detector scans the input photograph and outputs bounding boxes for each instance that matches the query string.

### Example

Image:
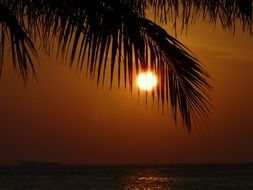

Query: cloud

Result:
[193,45,232,58]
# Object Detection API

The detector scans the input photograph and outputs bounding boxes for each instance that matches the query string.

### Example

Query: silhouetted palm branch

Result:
[0,3,37,80]
[0,0,252,129]
[148,0,252,32]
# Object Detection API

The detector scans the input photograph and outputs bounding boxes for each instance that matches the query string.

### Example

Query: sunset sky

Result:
[0,18,253,165]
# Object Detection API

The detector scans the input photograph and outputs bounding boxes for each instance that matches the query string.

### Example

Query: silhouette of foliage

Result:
[0,0,252,129]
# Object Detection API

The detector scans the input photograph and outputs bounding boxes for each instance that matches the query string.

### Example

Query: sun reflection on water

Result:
[122,171,176,190]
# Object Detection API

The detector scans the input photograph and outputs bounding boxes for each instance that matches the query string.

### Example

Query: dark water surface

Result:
[0,163,253,189]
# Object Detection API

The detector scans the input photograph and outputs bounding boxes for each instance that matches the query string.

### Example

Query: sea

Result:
[0,163,253,190]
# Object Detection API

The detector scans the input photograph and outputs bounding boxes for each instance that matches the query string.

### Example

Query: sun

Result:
[137,71,158,91]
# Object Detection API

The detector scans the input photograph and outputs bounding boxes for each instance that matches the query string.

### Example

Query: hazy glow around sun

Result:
[137,71,158,91]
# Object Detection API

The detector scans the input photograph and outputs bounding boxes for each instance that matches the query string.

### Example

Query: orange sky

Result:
[0,19,253,165]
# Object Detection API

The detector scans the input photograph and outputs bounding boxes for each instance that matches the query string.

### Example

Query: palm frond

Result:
[32,0,210,129]
[146,0,252,32]
[0,3,37,81]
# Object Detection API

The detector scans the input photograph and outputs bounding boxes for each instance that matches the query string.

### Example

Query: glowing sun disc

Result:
[137,71,158,91]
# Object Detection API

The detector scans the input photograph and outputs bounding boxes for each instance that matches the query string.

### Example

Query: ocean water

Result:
[0,164,253,190]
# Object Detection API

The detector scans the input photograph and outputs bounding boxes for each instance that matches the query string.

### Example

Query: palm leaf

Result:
[147,0,252,32]
[0,3,37,81]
